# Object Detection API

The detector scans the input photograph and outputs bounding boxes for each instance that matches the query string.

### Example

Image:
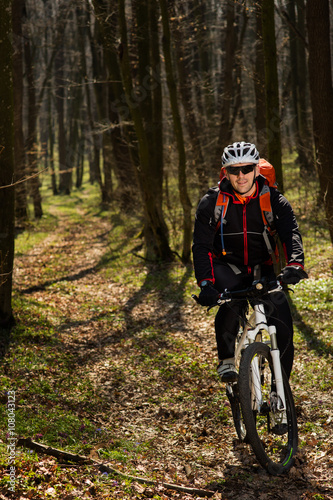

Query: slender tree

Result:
[306,0,333,242]
[23,1,43,217]
[92,0,140,210]
[254,2,267,157]
[12,0,28,224]
[261,0,283,191]
[285,0,313,171]
[217,1,236,148]
[0,0,15,326]
[295,0,314,171]
[160,0,192,263]
[118,0,173,261]
[170,2,208,195]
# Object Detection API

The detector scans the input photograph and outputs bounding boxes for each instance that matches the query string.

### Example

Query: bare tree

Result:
[0,0,15,326]
[118,0,174,261]
[160,0,192,263]
[306,0,333,242]
[92,0,140,210]
[12,0,28,224]
[261,0,283,191]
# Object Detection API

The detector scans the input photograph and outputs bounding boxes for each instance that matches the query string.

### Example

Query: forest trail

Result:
[4,202,333,499]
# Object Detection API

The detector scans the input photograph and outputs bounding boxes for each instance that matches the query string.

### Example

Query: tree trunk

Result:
[23,5,43,217]
[191,0,214,120]
[171,4,208,196]
[0,0,15,326]
[217,1,236,149]
[261,0,283,191]
[254,2,268,157]
[55,43,71,194]
[92,0,139,209]
[12,0,28,224]
[118,0,174,261]
[48,90,58,195]
[159,0,192,263]
[306,0,333,242]
[295,0,314,172]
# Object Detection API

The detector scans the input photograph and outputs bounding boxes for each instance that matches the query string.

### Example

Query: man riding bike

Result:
[192,141,308,383]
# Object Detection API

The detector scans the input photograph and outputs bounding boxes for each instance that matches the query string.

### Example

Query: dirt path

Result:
[8,207,333,499]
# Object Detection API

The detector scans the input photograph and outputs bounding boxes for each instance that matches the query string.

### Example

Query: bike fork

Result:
[268,325,286,410]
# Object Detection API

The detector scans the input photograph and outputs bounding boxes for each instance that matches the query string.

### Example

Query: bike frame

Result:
[234,287,287,413]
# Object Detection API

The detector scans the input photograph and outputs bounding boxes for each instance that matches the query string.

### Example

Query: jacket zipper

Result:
[243,203,248,266]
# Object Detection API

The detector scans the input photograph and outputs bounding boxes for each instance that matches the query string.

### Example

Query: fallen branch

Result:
[17,437,215,498]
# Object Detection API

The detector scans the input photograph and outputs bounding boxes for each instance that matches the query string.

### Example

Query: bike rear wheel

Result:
[238,342,298,475]
[226,383,247,442]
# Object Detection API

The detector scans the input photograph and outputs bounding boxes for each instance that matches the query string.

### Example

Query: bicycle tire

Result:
[238,342,298,475]
[226,383,247,442]
[226,313,256,442]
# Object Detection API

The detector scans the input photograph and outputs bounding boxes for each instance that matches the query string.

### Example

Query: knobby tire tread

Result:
[238,342,298,475]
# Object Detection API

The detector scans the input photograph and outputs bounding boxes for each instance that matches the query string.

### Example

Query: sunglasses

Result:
[226,164,256,176]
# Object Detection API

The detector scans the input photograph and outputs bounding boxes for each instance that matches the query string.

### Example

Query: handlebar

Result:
[216,278,283,304]
[192,277,284,309]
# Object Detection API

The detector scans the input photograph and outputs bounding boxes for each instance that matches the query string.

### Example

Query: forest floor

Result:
[0,185,333,499]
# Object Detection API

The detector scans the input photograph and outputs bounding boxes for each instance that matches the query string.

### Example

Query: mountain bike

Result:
[193,277,298,475]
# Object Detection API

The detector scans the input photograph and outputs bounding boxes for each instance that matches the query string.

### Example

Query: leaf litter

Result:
[1,206,332,499]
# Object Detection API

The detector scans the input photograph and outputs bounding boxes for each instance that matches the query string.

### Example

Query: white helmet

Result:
[221,141,259,167]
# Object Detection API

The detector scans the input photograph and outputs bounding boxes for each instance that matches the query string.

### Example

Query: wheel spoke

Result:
[238,342,298,475]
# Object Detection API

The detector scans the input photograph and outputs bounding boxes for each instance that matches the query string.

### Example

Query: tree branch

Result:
[17,437,216,498]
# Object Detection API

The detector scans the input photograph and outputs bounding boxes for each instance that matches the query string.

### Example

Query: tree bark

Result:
[0,0,15,326]
[171,3,209,196]
[12,0,28,224]
[54,42,71,194]
[92,0,140,210]
[261,0,283,191]
[306,0,333,242]
[23,3,43,217]
[217,1,236,149]
[159,0,192,263]
[118,0,174,261]
[254,2,268,157]
[295,0,314,172]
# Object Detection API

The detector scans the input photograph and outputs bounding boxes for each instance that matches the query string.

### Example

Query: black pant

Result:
[213,262,294,379]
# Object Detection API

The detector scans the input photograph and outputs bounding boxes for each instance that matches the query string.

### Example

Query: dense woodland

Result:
[0,0,333,323]
[1,2,333,497]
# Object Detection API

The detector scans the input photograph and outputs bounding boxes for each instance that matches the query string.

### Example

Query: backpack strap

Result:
[214,184,279,265]
[214,192,229,256]
[259,184,275,230]
[259,184,279,268]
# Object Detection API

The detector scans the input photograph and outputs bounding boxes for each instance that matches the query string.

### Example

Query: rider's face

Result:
[226,163,258,197]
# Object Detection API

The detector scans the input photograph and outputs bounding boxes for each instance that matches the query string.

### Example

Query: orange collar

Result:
[233,187,257,204]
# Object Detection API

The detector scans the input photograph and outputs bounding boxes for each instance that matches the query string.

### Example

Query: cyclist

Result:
[192,141,308,383]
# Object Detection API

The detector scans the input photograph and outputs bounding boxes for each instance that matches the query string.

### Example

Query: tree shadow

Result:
[0,326,12,363]
[17,238,131,295]
[121,260,194,336]
[290,302,333,358]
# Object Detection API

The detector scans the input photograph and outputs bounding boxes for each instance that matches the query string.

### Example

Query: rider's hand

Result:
[197,281,220,306]
[278,265,308,285]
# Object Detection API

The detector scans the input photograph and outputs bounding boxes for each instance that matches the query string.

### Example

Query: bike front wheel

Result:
[238,342,298,475]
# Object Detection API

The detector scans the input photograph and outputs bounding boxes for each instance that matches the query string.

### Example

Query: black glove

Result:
[197,282,220,306]
[278,265,308,285]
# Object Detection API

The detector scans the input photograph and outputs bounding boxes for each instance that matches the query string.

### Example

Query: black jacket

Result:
[192,175,305,285]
